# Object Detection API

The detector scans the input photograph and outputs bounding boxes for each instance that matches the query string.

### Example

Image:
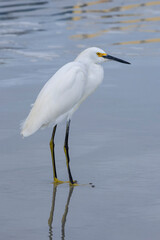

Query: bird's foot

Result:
[53,178,79,186]
[69,180,79,186]
[53,178,68,185]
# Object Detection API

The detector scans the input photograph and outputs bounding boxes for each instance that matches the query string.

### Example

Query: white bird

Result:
[21,47,130,185]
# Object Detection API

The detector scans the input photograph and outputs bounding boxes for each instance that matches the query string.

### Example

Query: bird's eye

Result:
[96,52,101,57]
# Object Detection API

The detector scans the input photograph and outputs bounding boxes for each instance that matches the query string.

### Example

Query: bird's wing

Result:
[21,63,86,136]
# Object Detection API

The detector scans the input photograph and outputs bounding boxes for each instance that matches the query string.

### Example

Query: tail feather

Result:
[20,106,43,137]
[20,119,39,137]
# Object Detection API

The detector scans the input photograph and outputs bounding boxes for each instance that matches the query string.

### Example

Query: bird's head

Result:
[75,47,130,65]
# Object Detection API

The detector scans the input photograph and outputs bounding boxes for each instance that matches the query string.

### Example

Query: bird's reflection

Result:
[48,184,74,240]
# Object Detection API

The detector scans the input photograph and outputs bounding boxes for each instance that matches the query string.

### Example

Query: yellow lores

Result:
[96,52,107,57]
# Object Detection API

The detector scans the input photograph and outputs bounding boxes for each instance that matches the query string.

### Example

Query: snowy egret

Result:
[21,47,130,185]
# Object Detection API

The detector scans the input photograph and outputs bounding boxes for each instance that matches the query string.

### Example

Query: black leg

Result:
[50,125,58,181]
[64,120,74,184]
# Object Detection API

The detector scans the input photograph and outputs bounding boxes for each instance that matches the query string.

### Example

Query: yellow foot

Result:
[53,178,68,185]
[69,180,79,186]
[53,178,79,186]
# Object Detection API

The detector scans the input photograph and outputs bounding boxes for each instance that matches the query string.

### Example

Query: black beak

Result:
[103,54,130,64]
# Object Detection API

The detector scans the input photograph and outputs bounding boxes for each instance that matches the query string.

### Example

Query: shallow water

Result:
[1,0,160,239]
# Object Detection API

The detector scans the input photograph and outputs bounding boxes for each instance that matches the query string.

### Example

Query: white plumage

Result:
[20,47,130,184]
[21,47,105,137]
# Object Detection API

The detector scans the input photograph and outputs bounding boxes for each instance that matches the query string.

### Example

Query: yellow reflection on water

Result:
[70,16,82,21]
[114,38,160,45]
[68,1,160,16]
[67,0,160,44]
[119,16,160,24]
[120,1,160,11]
[109,1,160,13]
